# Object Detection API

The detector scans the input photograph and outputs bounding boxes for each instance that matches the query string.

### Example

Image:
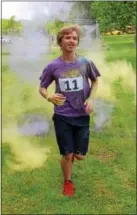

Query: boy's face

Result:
[60,31,78,53]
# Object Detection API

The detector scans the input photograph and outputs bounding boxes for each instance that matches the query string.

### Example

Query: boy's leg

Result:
[61,153,75,196]
[61,153,74,181]
[53,115,75,196]
[74,125,90,160]
[74,154,85,160]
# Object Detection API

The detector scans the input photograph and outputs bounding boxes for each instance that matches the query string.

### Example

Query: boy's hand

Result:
[47,93,66,106]
[84,98,93,114]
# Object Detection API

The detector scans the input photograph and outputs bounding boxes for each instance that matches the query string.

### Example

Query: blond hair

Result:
[57,25,81,46]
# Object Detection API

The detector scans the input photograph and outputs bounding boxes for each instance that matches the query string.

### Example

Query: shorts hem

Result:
[60,151,74,156]
[74,151,88,156]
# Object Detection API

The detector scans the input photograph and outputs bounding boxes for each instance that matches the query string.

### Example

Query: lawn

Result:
[2,34,136,214]
[102,34,136,70]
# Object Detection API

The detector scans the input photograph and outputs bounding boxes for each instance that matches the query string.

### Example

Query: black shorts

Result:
[52,113,90,156]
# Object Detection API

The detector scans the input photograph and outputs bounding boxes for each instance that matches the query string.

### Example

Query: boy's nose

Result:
[69,37,74,41]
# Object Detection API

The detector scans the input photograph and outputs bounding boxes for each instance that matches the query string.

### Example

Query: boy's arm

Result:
[39,87,48,100]
[39,87,66,105]
[87,78,98,100]
[84,78,98,114]
[39,65,66,105]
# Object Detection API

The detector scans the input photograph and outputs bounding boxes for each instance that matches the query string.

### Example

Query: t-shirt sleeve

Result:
[87,60,101,82]
[39,64,54,88]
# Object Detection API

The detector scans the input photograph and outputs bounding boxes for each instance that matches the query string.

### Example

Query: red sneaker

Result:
[63,180,75,197]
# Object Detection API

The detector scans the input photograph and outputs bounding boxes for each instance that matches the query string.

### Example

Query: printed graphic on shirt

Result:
[59,76,83,92]
[60,68,83,78]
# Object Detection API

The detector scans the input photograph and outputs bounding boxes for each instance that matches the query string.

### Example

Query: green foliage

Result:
[90,2,136,33]
[45,19,65,35]
[69,2,91,19]
[2,16,23,34]
[72,2,136,33]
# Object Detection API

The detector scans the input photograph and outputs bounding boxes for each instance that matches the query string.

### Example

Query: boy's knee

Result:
[74,154,85,160]
[63,153,74,161]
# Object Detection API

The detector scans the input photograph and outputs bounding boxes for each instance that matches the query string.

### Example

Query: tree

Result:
[69,2,91,20]
[45,19,65,36]
[2,19,9,34]
[8,16,16,30]
[90,1,136,33]
[2,16,23,35]
[71,1,136,33]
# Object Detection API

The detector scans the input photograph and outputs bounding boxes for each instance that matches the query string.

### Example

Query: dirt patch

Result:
[124,178,136,188]
[115,169,136,189]
[95,179,114,198]
[95,152,117,163]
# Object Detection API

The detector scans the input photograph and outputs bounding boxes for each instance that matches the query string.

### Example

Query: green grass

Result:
[102,34,136,70]
[2,35,136,214]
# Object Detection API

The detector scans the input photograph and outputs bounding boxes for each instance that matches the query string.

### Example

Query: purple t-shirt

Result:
[39,56,101,117]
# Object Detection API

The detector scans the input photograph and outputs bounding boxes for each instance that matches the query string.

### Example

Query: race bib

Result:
[59,76,83,92]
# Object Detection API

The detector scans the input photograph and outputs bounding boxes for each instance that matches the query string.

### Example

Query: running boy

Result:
[39,25,101,197]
